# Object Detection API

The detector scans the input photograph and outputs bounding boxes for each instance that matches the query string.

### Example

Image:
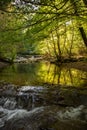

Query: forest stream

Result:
[0,61,87,130]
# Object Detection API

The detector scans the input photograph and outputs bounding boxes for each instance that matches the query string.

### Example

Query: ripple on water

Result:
[19,86,44,92]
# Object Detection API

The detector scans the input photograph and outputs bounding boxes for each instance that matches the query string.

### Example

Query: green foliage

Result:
[0,0,87,61]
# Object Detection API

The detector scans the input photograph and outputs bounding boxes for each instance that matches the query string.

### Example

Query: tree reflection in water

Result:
[0,62,87,87]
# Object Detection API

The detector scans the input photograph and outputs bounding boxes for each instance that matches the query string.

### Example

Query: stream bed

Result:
[0,62,87,130]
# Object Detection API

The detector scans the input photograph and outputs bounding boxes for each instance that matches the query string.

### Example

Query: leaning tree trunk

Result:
[79,27,87,47]
[70,0,87,47]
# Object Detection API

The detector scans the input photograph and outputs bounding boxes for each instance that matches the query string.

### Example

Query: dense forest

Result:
[0,0,87,62]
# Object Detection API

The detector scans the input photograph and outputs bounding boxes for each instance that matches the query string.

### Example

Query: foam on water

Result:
[57,105,87,121]
[19,86,44,92]
[0,104,87,128]
[0,106,44,128]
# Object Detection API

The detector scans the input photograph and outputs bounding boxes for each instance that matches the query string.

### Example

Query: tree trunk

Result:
[70,0,87,47]
[79,27,87,47]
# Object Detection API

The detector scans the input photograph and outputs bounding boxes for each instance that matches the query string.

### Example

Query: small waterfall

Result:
[17,85,45,110]
[3,99,16,110]
[19,86,44,92]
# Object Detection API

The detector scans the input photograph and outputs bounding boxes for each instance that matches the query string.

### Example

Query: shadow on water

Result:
[0,61,87,87]
[0,62,87,130]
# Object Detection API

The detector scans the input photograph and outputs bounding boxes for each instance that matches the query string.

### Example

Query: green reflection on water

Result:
[0,62,87,87]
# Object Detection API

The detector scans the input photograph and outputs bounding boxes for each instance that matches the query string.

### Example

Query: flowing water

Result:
[0,61,87,130]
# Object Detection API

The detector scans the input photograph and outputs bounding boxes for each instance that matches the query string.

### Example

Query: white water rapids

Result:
[0,85,87,130]
[0,104,87,128]
[0,106,44,128]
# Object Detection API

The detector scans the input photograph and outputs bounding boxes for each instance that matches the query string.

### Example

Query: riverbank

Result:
[0,56,87,72]
[62,61,87,72]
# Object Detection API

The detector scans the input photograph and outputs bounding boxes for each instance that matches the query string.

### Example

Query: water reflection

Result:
[0,62,87,87]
